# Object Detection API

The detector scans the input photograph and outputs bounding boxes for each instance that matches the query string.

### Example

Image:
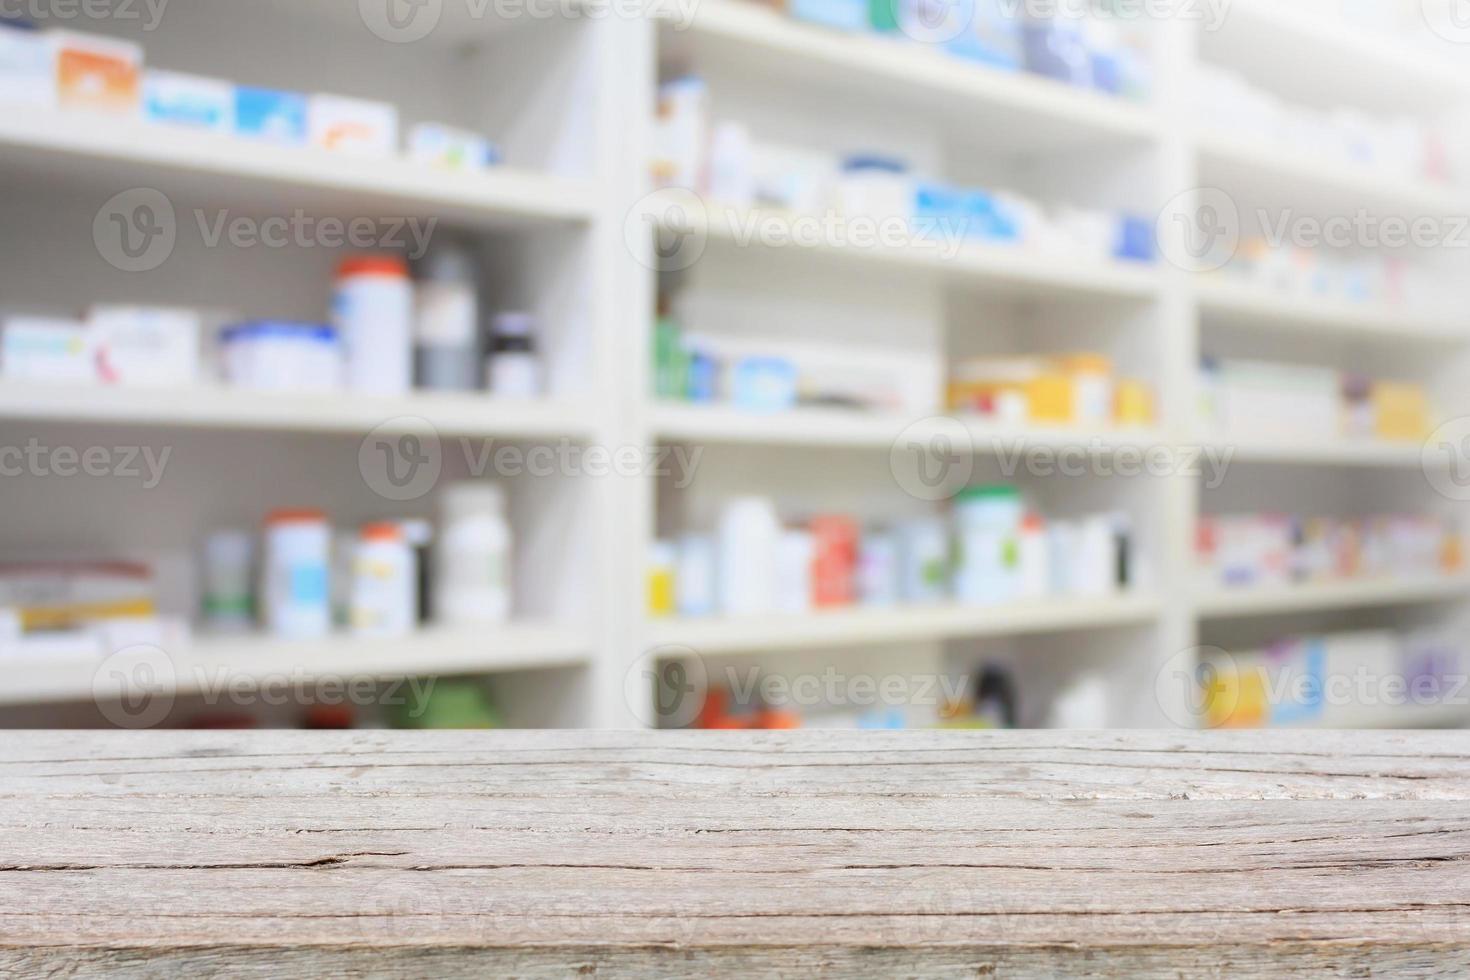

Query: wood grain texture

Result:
[1,730,1468,978]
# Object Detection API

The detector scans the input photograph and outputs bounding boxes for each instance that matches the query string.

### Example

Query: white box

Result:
[1,316,96,384]
[89,305,200,387]
[0,23,55,107]
[308,93,398,157]
[407,122,498,170]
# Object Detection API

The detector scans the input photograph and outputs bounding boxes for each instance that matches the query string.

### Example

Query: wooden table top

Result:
[2,730,1468,978]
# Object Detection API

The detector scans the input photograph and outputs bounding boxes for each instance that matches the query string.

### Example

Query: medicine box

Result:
[1,316,97,384]
[235,86,308,145]
[0,21,55,107]
[1214,359,1340,441]
[408,123,499,170]
[309,93,399,157]
[89,305,200,387]
[53,30,142,113]
[143,70,233,132]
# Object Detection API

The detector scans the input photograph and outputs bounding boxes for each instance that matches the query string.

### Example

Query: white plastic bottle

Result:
[434,482,511,625]
[717,496,780,616]
[350,522,417,638]
[334,255,413,395]
[262,509,332,639]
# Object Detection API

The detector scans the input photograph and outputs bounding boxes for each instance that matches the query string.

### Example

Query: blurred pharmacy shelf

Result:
[650,402,1167,452]
[1196,576,1470,620]
[1195,129,1467,217]
[1294,702,1470,731]
[657,199,1161,300]
[0,624,591,707]
[1209,0,1470,110]
[1195,282,1470,345]
[0,384,595,440]
[1212,437,1435,469]
[674,0,1158,153]
[646,594,1161,656]
[0,109,596,230]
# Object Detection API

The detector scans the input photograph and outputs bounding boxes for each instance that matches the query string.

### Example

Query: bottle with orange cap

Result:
[350,521,417,638]
[333,254,414,396]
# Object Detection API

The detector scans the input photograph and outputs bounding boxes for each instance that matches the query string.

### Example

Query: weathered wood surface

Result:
[1,730,1468,978]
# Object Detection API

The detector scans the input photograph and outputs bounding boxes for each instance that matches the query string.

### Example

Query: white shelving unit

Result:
[2,1,1467,731]
[0,624,590,708]
[0,383,596,439]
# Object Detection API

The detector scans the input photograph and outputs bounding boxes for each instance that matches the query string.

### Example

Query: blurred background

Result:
[3,0,1470,732]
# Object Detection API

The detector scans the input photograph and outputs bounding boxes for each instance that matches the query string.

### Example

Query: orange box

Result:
[54,32,142,113]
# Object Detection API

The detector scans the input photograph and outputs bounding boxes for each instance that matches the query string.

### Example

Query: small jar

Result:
[487,311,541,398]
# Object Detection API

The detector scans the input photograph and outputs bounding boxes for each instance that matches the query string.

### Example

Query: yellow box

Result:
[1026,373,1073,424]
[1372,382,1430,442]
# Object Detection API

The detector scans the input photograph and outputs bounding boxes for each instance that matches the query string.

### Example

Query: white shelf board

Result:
[1207,0,1470,112]
[1196,129,1466,217]
[0,383,595,440]
[650,403,1167,453]
[1196,576,1470,620]
[1211,436,1432,469]
[646,594,1161,656]
[0,108,595,229]
[1293,702,1469,731]
[1196,281,1470,345]
[674,0,1158,153]
[0,624,591,707]
[661,200,1160,301]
